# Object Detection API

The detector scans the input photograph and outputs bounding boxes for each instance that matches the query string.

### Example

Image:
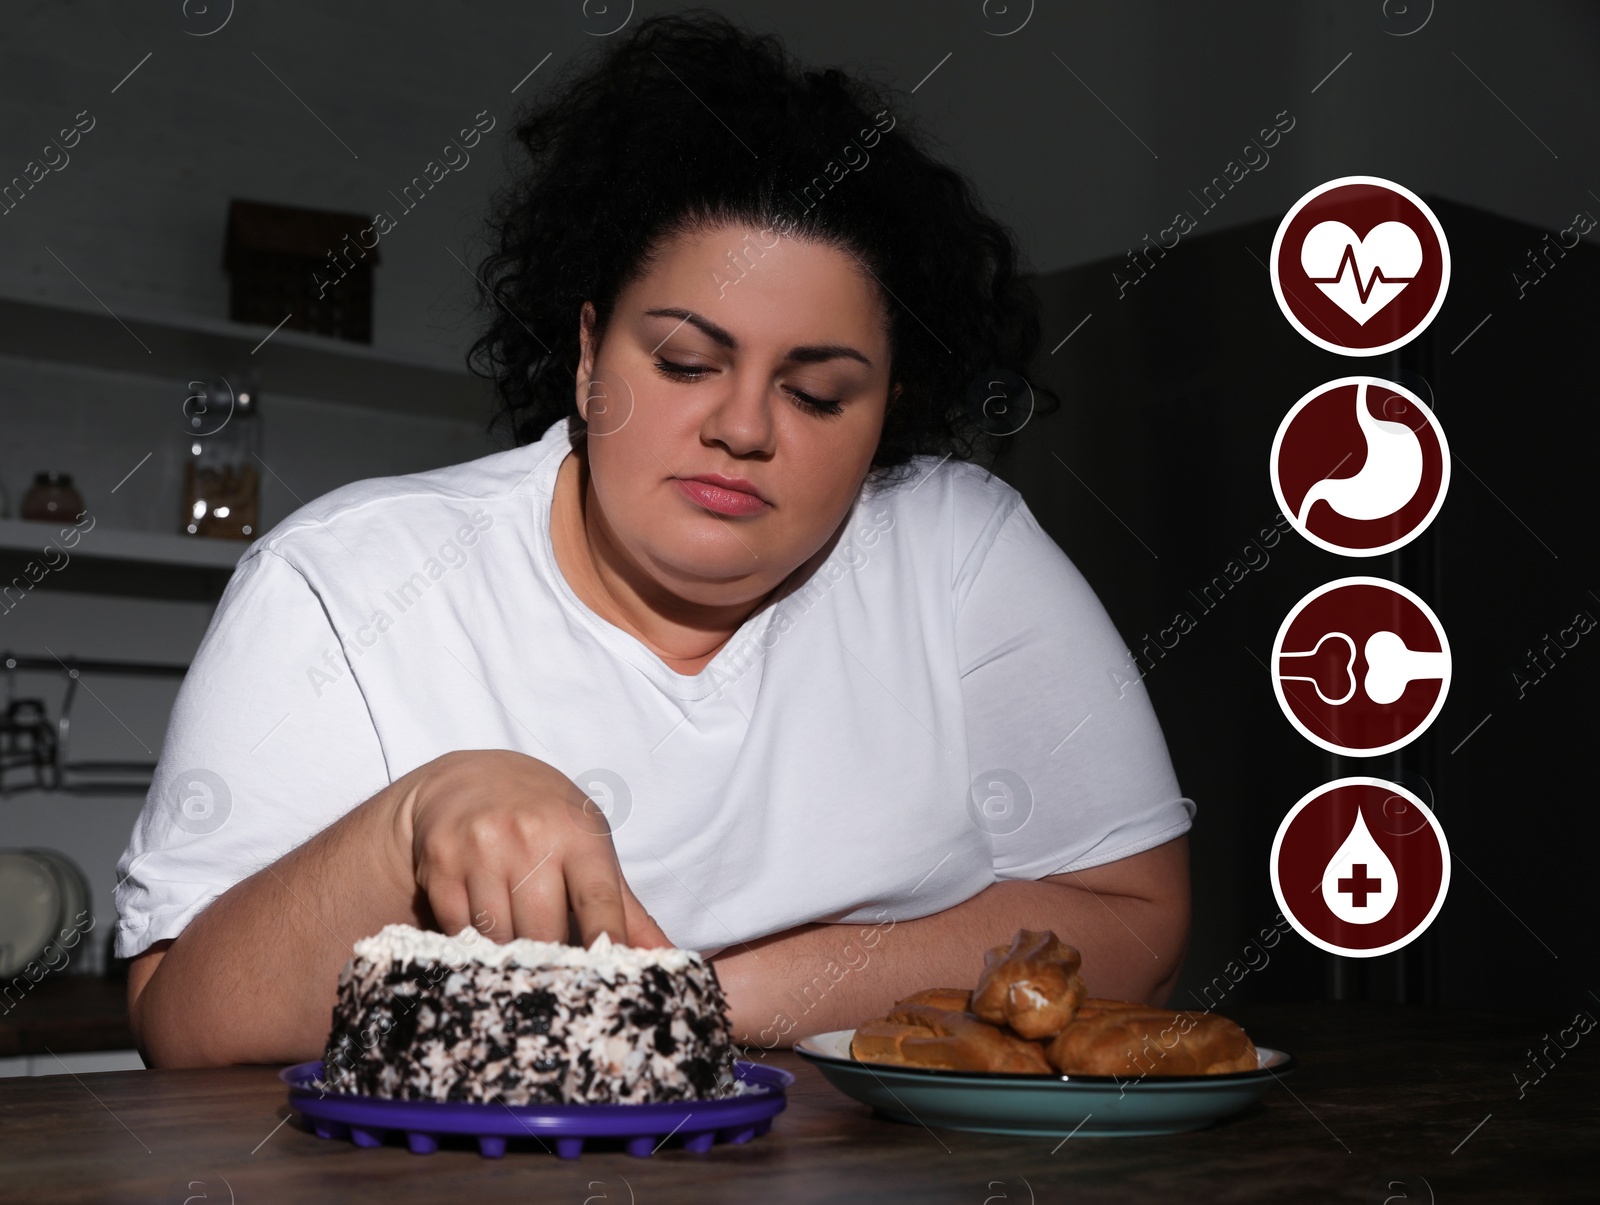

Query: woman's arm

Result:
[127,774,421,1068]
[128,750,670,1068]
[709,835,1190,1049]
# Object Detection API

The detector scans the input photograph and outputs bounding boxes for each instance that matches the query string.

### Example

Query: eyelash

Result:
[652,358,845,417]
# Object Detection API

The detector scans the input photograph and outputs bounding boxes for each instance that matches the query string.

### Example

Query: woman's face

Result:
[573,222,898,612]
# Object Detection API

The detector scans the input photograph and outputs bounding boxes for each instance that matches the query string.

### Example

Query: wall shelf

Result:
[0,517,244,601]
[0,293,496,424]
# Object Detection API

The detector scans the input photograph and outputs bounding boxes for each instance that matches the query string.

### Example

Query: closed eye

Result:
[652,358,845,417]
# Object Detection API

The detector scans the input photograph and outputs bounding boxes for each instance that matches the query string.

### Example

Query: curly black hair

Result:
[468,8,1059,488]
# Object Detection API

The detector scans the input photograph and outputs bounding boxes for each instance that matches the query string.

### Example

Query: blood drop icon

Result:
[1320,806,1398,924]
[1271,777,1450,957]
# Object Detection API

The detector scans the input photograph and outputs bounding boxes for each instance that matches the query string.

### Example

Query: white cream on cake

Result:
[355,923,703,977]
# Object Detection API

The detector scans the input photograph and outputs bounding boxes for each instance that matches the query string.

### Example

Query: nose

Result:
[700,368,778,457]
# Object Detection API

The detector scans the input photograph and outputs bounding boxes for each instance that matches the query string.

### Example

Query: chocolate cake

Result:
[321,923,741,1105]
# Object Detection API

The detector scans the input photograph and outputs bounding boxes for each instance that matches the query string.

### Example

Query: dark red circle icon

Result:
[1271,777,1450,957]
[1271,176,1450,355]
[1271,577,1451,756]
[1270,377,1450,556]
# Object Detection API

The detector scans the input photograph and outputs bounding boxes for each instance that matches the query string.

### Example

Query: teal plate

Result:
[793,1029,1295,1137]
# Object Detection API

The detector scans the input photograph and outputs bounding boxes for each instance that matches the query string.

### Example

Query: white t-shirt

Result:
[114,416,1194,960]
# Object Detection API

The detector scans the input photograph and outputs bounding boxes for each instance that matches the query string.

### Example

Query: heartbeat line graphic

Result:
[1315,242,1415,302]
[1300,220,1424,326]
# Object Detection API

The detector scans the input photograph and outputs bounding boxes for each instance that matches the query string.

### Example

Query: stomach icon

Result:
[1297,381,1423,524]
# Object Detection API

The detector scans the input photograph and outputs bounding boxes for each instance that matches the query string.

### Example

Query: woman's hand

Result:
[129,748,673,1068]
[391,748,672,949]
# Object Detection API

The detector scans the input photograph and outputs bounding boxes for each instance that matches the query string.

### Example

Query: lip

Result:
[675,474,770,516]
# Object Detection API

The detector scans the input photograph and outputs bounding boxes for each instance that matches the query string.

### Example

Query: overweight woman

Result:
[120,12,1194,1066]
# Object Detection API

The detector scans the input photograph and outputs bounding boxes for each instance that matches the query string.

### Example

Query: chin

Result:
[635,535,776,592]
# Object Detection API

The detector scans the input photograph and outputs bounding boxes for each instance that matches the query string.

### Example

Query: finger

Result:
[620,877,674,948]
[507,854,567,944]
[565,855,629,948]
[464,874,515,944]
[631,911,674,949]
[423,876,472,939]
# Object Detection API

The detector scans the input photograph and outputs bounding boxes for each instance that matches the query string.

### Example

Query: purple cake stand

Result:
[280,1060,793,1160]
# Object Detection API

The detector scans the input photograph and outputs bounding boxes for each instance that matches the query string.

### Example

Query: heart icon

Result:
[1300,220,1423,325]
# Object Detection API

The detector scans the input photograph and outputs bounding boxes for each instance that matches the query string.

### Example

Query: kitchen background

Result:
[2,0,1595,1072]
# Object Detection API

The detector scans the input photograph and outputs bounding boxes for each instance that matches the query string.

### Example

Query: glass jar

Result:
[181,374,261,540]
[20,472,86,523]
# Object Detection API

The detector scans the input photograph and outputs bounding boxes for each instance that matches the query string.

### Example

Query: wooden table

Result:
[1,1002,1593,1203]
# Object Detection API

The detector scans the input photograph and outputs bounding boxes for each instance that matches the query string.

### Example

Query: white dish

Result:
[27,847,91,951]
[0,851,62,976]
[794,1028,1295,1137]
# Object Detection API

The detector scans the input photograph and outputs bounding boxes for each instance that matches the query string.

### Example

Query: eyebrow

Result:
[644,306,873,369]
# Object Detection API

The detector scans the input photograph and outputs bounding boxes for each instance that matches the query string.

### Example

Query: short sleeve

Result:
[113,548,392,958]
[955,500,1195,879]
